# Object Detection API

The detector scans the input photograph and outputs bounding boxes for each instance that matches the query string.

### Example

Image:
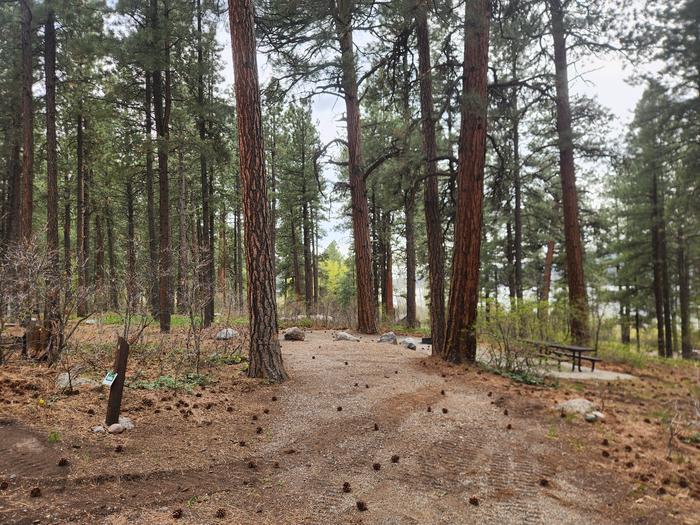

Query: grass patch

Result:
[209,353,246,366]
[482,364,545,386]
[129,373,208,391]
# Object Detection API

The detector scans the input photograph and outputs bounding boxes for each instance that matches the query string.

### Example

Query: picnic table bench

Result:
[520,339,602,372]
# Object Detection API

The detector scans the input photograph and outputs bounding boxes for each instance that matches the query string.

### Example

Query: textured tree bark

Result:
[290,214,303,299]
[312,206,319,310]
[106,211,119,310]
[404,194,416,328]
[511,89,523,303]
[126,179,136,300]
[549,0,589,344]
[334,0,377,334]
[152,0,172,332]
[650,170,666,357]
[415,0,445,355]
[63,169,71,281]
[95,212,105,303]
[3,120,20,245]
[19,0,33,242]
[177,146,187,314]
[197,0,214,327]
[45,4,60,358]
[229,0,287,381]
[76,114,87,317]
[658,186,673,357]
[45,5,58,264]
[677,226,691,359]
[443,0,490,363]
[218,210,228,302]
[384,238,394,321]
[145,74,159,317]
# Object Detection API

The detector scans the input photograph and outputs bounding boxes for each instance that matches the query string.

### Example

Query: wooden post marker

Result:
[105,337,129,426]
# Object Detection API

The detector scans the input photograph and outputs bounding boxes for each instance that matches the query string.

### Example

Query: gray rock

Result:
[91,425,105,433]
[586,410,605,422]
[401,338,417,350]
[556,398,597,415]
[118,416,135,430]
[333,331,360,342]
[84,319,98,325]
[56,367,99,391]
[283,327,305,341]
[215,328,239,340]
[107,423,124,434]
[378,332,398,344]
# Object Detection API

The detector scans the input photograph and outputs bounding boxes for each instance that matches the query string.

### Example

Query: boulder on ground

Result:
[118,416,135,430]
[378,332,398,344]
[56,366,99,391]
[107,423,124,434]
[556,398,596,415]
[283,327,305,341]
[584,411,605,423]
[91,425,105,433]
[401,338,417,350]
[215,328,238,340]
[333,332,360,342]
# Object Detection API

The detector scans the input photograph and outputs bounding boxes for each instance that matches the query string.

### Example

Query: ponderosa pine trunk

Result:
[19,0,33,241]
[511,89,523,303]
[290,214,302,300]
[4,117,20,246]
[63,169,71,281]
[658,186,673,357]
[405,192,417,328]
[650,169,666,357]
[45,5,58,264]
[76,114,87,317]
[152,0,172,332]
[678,225,691,359]
[415,0,446,354]
[228,0,287,381]
[312,206,319,310]
[126,179,136,301]
[197,0,214,327]
[106,210,118,310]
[45,4,60,360]
[443,0,490,363]
[177,146,188,313]
[549,0,589,344]
[334,0,377,334]
[94,212,105,303]
[145,75,159,317]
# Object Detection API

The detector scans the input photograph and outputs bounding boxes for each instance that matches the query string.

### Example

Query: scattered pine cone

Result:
[356,500,367,511]
[342,482,351,493]
[215,508,226,519]
[172,508,183,519]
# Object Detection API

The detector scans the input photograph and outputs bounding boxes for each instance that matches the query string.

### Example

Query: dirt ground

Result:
[1,329,699,524]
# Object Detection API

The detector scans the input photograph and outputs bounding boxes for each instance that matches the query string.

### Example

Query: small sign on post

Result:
[105,337,129,426]
[102,371,118,387]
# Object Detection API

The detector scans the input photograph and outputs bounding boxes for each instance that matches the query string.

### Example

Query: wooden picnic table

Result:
[520,339,600,372]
